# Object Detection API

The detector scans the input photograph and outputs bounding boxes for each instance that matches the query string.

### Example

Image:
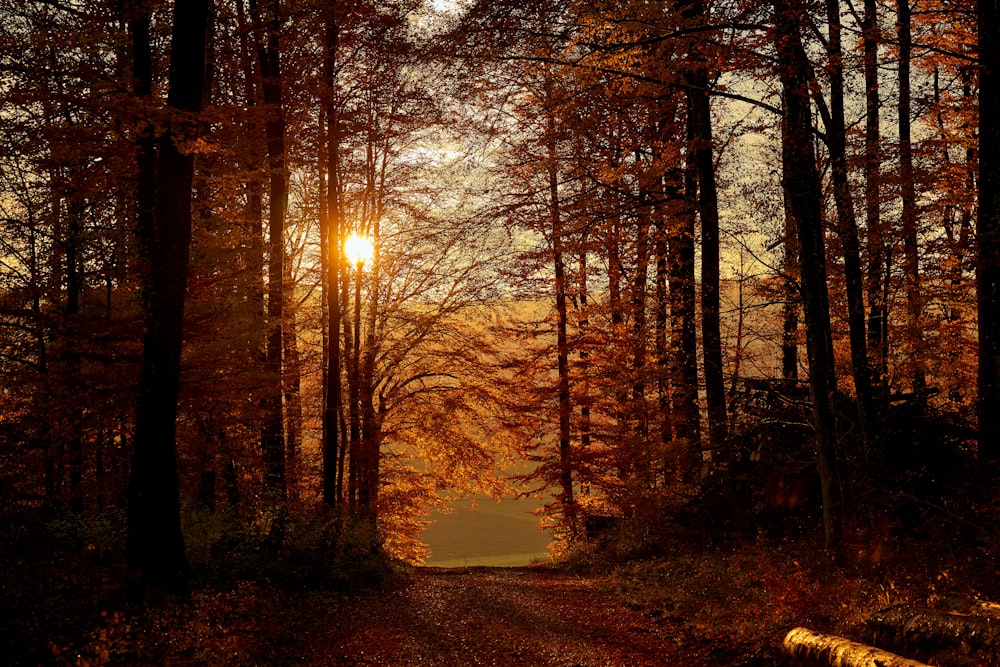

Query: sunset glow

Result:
[344,233,374,266]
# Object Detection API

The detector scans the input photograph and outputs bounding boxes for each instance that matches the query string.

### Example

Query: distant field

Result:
[420,496,552,567]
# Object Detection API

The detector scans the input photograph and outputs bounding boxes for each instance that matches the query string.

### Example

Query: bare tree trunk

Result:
[346,259,360,509]
[687,74,728,458]
[672,155,702,480]
[783,627,931,667]
[545,88,574,516]
[824,0,874,439]
[865,605,1000,663]
[322,1,344,507]
[654,184,672,482]
[631,185,651,481]
[774,0,841,549]
[126,0,211,591]
[978,0,1000,460]
[252,0,287,514]
[235,0,265,361]
[863,0,887,403]
[898,0,926,404]
[282,255,302,505]
[782,201,800,380]
[577,248,591,450]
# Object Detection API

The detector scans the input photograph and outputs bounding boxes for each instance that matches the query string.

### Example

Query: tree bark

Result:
[687,67,728,458]
[978,0,1000,460]
[631,181,651,480]
[774,0,841,550]
[782,199,800,381]
[126,0,211,592]
[783,627,931,667]
[252,0,288,512]
[864,605,1000,665]
[672,151,702,480]
[899,0,926,404]
[863,0,887,403]
[322,0,343,507]
[824,0,874,439]
[282,252,302,504]
[545,84,574,514]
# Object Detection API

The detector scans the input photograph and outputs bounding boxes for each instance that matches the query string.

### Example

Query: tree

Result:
[773,0,841,549]
[979,0,1000,459]
[863,0,887,403]
[250,0,289,517]
[126,0,212,591]
[898,0,926,404]
[822,0,874,441]
[682,0,729,460]
[321,0,345,507]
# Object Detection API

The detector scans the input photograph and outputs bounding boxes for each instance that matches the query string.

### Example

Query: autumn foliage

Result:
[1,0,1000,662]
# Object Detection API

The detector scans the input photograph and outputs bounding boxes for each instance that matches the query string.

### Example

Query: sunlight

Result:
[344,233,374,266]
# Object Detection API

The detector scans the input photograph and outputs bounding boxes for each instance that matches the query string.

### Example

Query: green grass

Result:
[420,495,552,567]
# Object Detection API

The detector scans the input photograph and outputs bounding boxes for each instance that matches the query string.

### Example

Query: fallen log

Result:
[783,627,931,667]
[968,599,1000,620]
[864,604,1000,666]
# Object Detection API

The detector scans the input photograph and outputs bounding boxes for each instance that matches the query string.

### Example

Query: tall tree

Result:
[251,0,288,513]
[898,0,926,402]
[978,0,1000,459]
[322,0,344,507]
[126,0,212,591]
[773,0,840,548]
[823,0,874,439]
[544,73,576,518]
[863,0,887,402]
[683,0,728,457]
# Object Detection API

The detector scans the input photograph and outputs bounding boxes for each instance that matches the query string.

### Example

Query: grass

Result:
[420,495,551,567]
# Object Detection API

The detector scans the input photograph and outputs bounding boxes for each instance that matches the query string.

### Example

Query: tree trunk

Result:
[863,0,887,403]
[774,0,841,550]
[359,223,381,520]
[252,0,287,512]
[782,200,800,381]
[899,0,926,404]
[863,605,1000,665]
[978,0,1000,460]
[783,627,931,667]
[346,259,361,509]
[577,248,592,486]
[824,0,874,439]
[654,181,672,481]
[545,89,574,515]
[322,2,344,507]
[671,153,702,480]
[282,254,302,505]
[687,67,728,457]
[631,184,651,481]
[126,0,211,592]
[235,0,266,360]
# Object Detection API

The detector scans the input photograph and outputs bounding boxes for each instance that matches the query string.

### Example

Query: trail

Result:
[318,566,687,666]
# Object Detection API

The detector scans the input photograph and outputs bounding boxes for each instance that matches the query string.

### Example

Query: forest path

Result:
[318,566,686,666]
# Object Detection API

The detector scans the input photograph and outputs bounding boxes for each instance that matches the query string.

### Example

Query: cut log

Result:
[968,599,1000,620]
[864,604,1000,665]
[783,627,931,667]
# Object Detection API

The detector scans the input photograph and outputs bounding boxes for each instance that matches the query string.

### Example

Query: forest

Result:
[2,0,1000,664]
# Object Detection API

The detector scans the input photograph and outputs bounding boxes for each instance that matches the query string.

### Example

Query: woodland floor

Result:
[5,531,998,666]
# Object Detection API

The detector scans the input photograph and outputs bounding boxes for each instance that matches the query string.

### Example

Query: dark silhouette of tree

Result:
[979,0,1000,459]
[773,0,840,549]
[126,0,212,591]
[250,0,288,517]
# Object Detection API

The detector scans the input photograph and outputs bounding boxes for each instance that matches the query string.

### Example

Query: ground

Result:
[33,566,694,666]
[321,566,685,666]
[6,533,997,666]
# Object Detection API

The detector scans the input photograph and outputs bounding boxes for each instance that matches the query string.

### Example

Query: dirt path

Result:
[316,566,688,666]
